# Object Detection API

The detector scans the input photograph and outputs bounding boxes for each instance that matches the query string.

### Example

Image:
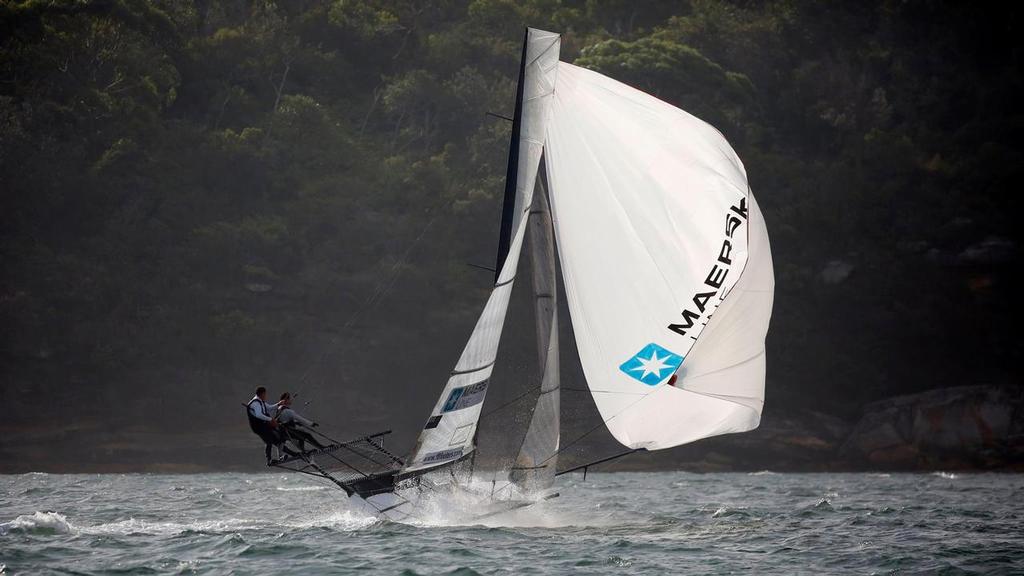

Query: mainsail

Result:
[544,62,775,451]
[402,28,560,474]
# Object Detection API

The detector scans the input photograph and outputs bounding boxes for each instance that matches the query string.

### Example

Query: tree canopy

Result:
[1,0,1021,470]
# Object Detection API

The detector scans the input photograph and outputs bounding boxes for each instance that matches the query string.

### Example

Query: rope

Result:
[480,386,541,419]
[540,389,653,470]
[474,364,650,475]
[295,196,450,412]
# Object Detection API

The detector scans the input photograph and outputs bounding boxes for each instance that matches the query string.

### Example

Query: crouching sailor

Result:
[276,392,327,453]
[246,386,296,465]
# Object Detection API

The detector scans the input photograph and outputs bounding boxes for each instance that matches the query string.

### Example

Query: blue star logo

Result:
[619,343,683,386]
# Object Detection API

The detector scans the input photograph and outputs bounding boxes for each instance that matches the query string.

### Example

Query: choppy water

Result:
[2,472,1023,574]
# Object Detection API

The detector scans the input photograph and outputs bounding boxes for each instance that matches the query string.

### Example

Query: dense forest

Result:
[1,0,1021,471]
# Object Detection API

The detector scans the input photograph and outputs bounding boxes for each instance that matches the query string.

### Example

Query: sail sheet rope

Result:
[475,380,642,478]
[295,196,451,410]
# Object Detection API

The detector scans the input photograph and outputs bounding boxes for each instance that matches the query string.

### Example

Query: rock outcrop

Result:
[840,385,1024,469]
[609,385,1024,472]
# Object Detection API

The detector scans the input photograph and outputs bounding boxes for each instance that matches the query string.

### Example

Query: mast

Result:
[400,28,561,476]
[494,28,529,282]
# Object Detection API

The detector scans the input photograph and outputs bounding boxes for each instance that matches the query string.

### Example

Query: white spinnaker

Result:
[403,29,560,474]
[544,62,774,451]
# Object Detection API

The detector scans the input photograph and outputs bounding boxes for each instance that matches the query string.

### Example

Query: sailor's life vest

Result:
[246,398,271,435]
[278,408,298,428]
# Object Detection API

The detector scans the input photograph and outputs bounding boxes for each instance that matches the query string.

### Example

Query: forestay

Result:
[544,63,774,451]
[402,29,561,474]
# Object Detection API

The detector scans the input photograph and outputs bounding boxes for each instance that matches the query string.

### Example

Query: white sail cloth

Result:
[544,63,774,451]
[402,29,560,473]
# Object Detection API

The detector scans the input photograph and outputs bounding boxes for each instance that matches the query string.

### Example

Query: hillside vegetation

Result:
[1,0,1020,470]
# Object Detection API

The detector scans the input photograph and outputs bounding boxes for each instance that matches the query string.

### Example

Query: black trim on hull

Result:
[346,470,399,498]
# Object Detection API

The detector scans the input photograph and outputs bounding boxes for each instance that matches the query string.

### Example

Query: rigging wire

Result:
[295,196,451,409]
[475,382,644,478]
[476,378,640,476]
[480,385,541,419]
[539,389,654,471]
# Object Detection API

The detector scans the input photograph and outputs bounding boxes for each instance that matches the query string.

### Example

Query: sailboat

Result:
[270,27,774,521]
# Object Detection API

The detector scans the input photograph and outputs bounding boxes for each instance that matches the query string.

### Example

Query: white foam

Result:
[932,471,959,479]
[380,478,590,529]
[287,509,379,531]
[82,517,263,536]
[76,509,380,536]
[0,511,74,535]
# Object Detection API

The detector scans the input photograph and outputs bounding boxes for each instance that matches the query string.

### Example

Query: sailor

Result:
[275,392,327,453]
[246,386,290,464]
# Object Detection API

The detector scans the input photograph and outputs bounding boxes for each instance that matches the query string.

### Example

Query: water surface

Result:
[2,472,1022,574]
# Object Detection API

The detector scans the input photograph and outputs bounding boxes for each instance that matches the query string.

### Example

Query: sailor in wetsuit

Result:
[246,386,293,464]
[275,392,327,453]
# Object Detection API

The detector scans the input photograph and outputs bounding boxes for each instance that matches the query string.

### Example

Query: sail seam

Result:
[681,349,765,388]
[526,36,560,68]
[450,361,495,376]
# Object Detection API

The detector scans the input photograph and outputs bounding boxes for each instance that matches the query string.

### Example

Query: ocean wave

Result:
[79,511,378,536]
[83,517,263,536]
[2,472,1021,574]
[274,485,328,492]
[77,510,376,532]
[748,470,778,476]
[711,506,751,519]
[289,510,380,531]
[932,472,959,479]
[813,498,834,511]
[0,511,74,535]
[0,509,379,538]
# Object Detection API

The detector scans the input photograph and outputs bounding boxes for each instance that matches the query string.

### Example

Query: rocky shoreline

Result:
[605,384,1024,473]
